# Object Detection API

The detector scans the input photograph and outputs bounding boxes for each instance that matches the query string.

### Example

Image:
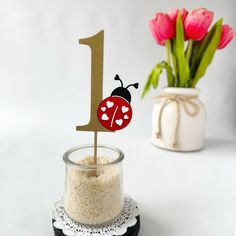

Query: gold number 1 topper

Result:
[76,30,111,164]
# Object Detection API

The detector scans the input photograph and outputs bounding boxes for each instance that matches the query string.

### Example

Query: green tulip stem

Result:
[165,40,173,86]
[165,40,171,66]
[186,40,193,64]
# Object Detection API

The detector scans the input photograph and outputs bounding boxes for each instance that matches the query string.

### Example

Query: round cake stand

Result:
[52,217,140,236]
[52,196,140,236]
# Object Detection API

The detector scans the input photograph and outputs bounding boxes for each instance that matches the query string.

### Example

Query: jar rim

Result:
[63,144,124,169]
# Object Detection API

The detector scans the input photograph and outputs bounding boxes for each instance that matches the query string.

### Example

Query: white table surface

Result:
[1,132,236,236]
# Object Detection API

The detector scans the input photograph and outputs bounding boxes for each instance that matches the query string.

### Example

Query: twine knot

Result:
[154,93,200,148]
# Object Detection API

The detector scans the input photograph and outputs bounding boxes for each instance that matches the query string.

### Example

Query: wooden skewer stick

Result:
[94,131,98,165]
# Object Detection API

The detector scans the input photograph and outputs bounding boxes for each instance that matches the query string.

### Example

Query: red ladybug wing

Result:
[110,97,132,131]
[97,97,117,131]
[97,96,132,131]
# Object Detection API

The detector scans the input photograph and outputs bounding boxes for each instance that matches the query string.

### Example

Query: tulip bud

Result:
[168,8,188,24]
[218,24,235,49]
[149,13,175,45]
[184,8,214,41]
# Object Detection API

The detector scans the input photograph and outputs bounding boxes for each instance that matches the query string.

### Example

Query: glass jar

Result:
[63,144,124,226]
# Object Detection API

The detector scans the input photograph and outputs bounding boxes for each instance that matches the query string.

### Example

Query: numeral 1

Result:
[76,30,110,133]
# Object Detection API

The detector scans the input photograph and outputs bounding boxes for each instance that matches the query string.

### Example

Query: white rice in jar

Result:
[63,156,123,225]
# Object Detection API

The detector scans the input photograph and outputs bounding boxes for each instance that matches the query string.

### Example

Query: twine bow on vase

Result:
[154,94,200,148]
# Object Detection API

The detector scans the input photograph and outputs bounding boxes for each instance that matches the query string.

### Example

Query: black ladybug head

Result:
[111,75,139,103]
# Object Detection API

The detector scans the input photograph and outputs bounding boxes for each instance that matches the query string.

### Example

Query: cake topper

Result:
[97,75,139,131]
[76,30,138,165]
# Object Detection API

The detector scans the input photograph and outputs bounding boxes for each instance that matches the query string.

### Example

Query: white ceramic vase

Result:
[151,87,206,152]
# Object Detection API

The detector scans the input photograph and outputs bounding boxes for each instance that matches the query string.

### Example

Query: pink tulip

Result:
[168,8,188,24]
[149,13,175,45]
[218,24,235,49]
[184,8,214,41]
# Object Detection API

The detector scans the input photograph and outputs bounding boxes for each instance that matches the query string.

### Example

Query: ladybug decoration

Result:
[97,75,139,131]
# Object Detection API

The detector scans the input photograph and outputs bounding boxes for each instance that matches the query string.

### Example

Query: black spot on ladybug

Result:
[111,74,139,103]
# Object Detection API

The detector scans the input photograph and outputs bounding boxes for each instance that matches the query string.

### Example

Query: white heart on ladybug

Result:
[121,106,129,113]
[101,107,106,112]
[115,119,123,126]
[124,115,129,120]
[106,101,114,108]
[101,114,109,121]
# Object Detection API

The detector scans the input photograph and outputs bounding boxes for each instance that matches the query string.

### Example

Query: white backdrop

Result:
[0,0,236,236]
[0,0,236,139]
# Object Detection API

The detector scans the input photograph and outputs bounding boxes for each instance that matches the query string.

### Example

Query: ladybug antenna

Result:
[114,74,123,87]
[126,83,139,90]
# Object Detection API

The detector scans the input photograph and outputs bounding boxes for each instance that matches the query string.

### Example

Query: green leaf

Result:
[175,13,190,87]
[151,64,163,88]
[160,61,174,87]
[165,40,175,86]
[141,70,153,99]
[190,20,222,78]
[189,41,199,70]
[191,18,223,88]
[192,22,219,67]
[141,62,174,98]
